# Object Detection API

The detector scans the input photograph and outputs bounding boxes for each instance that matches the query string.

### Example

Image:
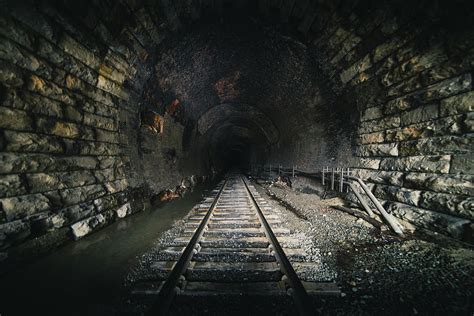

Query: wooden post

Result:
[331,168,335,191]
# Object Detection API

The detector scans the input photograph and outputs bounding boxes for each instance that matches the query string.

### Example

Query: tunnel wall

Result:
[0,2,205,266]
[0,0,473,267]
[265,1,473,239]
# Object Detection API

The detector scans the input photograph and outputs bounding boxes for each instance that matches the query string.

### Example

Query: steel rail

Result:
[241,176,314,316]
[146,178,228,316]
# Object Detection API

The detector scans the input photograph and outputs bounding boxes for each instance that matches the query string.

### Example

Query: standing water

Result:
[0,182,215,316]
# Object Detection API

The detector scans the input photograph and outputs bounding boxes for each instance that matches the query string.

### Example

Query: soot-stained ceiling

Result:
[139,15,343,167]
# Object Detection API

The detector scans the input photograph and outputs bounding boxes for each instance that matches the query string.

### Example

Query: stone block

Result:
[355,143,398,157]
[0,220,30,250]
[353,158,381,169]
[0,174,26,198]
[39,213,67,232]
[388,73,471,100]
[61,202,96,224]
[0,154,100,174]
[420,191,473,219]
[0,37,46,74]
[465,112,474,132]
[27,74,73,105]
[440,91,474,116]
[0,193,51,221]
[36,118,81,139]
[59,184,106,206]
[386,201,471,239]
[21,91,63,118]
[4,131,64,154]
[82,86,115,108]
[58,33,100,69]
[400,104,438,126]
[383,46,448,88]
[385,115,463,142]
[94,168,116,182]
[70,211,114,240]
[340,54,371,84]
[63,105,83,123]
[380,155,451,173]
[0,106,33,131]
[384,97,412,114]
[374,185,421,207]
[98,63,126,85]
[0,60,24,87]
[358,115,400,133]
[79,141,120,156]
[0,153,53,174]
[97,75,128,100]
[105,179,128,194]
[115,202,132,218]
[98,157,119,169]
[400,135,472,156]
[358,132,385,144]
[59,156,99,171]
[27,170,96,193]
[0,88,24,110]
[94,104,118,118]
[83,113,118,131]
[421,74,472,102]
[93,195,119,213]
[360,106,383,121]
[0,15,34,48]
[95,129,119,143]
[351,169,404,186]
[450,153,474,175]
[405,172,474,196]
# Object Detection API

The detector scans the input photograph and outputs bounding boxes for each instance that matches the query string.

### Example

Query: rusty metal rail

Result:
[146,179,228,315]
[146,174,315,315]
[242,176,314,316]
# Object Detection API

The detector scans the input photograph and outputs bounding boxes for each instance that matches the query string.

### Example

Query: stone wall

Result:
[0,0,473,266]
[0,1,203,268]
[301,1,474,239]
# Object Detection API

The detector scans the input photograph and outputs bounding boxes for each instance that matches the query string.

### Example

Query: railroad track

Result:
[132,173,339,315]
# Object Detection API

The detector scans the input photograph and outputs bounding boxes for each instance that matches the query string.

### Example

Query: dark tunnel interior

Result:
[140,13,352,174]
[0,0,473,315]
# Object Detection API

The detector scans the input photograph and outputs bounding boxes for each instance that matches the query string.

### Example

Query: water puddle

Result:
[0,181,216,316]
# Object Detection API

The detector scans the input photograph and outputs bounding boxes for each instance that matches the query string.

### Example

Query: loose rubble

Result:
[256,175,474,314]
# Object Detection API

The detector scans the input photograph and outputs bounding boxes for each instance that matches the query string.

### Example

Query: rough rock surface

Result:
[258,179,474,314]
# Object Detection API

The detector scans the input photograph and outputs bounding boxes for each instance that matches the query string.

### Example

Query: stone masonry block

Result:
[0,106,33,131]
[400,135,472,156]
[440,90,474,116]
[0,174,26,198]
[356,143,398,157]
[400,104,439,126]
[404,172,474,196]
[380,155,451,173]
[0,193,51,221]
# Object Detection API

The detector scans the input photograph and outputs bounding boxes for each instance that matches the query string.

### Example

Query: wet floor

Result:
[0,182,215,316]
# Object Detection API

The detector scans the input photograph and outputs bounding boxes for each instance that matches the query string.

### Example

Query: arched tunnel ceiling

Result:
[197,103,279,144]
[148,15,331,143]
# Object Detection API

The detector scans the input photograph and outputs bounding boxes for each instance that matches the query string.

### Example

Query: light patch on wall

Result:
[141,110,164,134]
[166,99,184,122]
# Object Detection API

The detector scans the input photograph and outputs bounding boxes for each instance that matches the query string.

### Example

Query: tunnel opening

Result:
[0,0,473,315]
